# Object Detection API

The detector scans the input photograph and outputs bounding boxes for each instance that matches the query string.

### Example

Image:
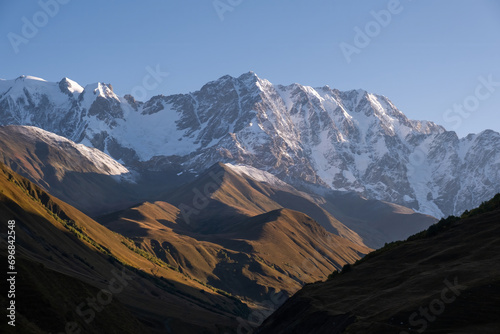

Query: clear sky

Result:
[1,0,499,137]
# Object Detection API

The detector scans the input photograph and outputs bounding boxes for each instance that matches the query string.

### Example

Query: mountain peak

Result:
[237,70,258,81]
[58,77,84,94]
[210,71,263,87]
[83,82,117,99]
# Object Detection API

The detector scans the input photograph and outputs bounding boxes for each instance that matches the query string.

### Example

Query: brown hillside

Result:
[0,162,249,333]
[101,164,371,303]
[258,196,500,334]
[0,125,190,216]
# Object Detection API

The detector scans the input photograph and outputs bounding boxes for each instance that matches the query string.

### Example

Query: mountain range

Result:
[0,125,436,249]
[1,73,500,218]
[1,72,499,333]
[1,157,497,333]
[0,124,436,332]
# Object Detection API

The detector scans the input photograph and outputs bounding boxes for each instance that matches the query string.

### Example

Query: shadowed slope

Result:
[0,162,249,333]
[257,194,500,334]
[163,163,365,246]
[0,125,193,216]
[100,164,371,302]
[102,205,371,302]
[0,125,139,215]
[320,191,438,248]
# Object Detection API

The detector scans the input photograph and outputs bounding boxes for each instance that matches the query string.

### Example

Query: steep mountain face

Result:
[0,122,435,249]
[1,74,499,217]
[257,194,500,334]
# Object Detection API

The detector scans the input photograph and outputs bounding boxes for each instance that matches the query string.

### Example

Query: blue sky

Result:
[1,0,499,137]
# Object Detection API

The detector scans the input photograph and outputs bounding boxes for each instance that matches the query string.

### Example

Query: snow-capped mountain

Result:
[0,125,140,215]
[8,125,133,180]
[1,73,499,217]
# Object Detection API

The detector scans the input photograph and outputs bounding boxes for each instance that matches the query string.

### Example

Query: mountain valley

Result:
[0,72,498,334]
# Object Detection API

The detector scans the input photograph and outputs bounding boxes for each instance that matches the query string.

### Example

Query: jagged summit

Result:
[0,73,499,217]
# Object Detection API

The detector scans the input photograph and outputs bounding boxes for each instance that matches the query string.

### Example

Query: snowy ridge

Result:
[1,72,499,217]
[225,163,290,188]
[15,126,134,181]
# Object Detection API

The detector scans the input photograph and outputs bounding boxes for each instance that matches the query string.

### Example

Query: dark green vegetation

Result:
[258,194,500,334]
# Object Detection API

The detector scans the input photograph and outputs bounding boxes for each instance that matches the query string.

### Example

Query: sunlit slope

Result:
[101,163,371,302]
[0,162,249,333]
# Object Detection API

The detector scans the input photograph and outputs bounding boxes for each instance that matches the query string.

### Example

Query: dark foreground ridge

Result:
[257,194,500,334]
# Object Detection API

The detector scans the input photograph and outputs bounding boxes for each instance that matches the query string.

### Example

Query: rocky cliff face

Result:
[1,73,499,217]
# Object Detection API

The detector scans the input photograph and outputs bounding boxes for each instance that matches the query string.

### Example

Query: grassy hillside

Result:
[258,193,500,334]
[0,162,249,333]
[100,163,371,303]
